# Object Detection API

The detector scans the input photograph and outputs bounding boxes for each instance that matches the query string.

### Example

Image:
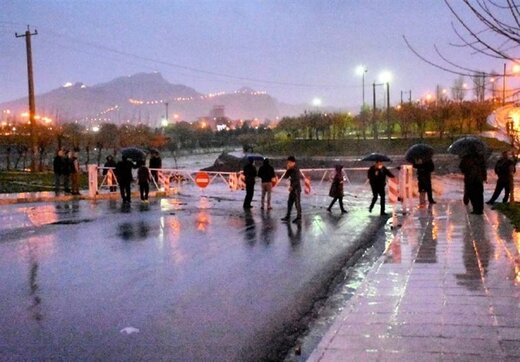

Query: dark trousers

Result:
[419,177,435,202]
[243,182,254,208]
[369,185,386,214]
[468,180,484,213]
[139,183,149,201]
[119,182,131,202]
[489,177,510,203]
[286,190,302,218]
[328,197,346,211]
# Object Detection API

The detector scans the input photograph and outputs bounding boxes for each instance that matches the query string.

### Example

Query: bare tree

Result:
[404,0,520,99]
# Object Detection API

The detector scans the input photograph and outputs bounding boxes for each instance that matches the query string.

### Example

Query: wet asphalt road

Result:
[0,184,385,361]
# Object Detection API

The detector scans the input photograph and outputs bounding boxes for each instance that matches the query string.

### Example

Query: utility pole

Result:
[16,25,38,172]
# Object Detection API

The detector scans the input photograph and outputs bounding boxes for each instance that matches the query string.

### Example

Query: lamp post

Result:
[356,65,367,107]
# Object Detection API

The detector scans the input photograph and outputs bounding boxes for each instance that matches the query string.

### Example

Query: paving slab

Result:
[308,200,520,361]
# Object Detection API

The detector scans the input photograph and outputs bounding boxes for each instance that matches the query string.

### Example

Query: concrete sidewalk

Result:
[308,201,520,361]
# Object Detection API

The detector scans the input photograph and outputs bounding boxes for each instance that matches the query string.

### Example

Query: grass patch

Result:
[493,202,520,232]
[0,171,88,194]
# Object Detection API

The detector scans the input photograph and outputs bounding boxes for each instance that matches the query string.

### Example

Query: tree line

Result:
[0,99,496,171]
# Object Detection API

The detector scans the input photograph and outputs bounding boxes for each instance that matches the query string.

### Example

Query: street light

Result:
[356,65,368,107]
[372,71,392,139]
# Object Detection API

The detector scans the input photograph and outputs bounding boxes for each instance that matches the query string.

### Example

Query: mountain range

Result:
[0,72,325,127]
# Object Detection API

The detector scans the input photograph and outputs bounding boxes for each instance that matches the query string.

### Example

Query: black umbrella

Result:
[405,143,434,163]
[244,153,265,161]
[121,147,146,161]
[447,136,487,157]
[360,153,392,162]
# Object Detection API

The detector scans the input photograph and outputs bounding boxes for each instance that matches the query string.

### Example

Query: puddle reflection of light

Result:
[196,211,210,232]
[169,217,181,241]
[18,234,56,261]
[26,205,59,225]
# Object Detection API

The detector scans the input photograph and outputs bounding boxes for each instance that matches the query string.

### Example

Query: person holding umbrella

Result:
[459,152,487,214]
[413,158,436,205]
[367,159,395,215]
[327,165,348,213]
[115,155,137,204]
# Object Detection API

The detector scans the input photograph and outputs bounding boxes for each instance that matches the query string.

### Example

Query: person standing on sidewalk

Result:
[486,150,516,205]
[460,152,487,214]
[53,149,65,195]
[327,164,348,213]
[367,160,395,216]
[281,156,302,223]
[137,160,151,202]
[242,158,257,209]
[69,151,81,195]
[115,155,136,204]
[257,158,276,210]
[413,157,436,206]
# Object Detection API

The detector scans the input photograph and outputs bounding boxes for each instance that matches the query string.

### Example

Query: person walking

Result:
[460,153,487,214]
[53,149,65,195]
[257,158,276,210]
[137,160,151,202]
[281,156,302,223]
[149,150,162,186]
[115,155,136,204]
[413,158,436,206]
[327,165,348,213]
[242,158,257,209]
[367,160,395,216]
[69,151,81,195]
[103,155,117,192]
[486,150,516,205]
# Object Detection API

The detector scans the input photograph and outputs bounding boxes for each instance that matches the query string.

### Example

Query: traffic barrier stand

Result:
[238,173,246,190]
[228,173,239,190]
[158,171,170,194]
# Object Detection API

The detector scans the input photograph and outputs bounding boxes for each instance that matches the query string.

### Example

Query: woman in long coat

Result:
[327,165,348,213]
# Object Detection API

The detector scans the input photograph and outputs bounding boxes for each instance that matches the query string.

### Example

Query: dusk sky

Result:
[0,0,505,110]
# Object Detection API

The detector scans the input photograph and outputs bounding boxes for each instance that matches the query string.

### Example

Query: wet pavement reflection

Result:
[0,183,385,361]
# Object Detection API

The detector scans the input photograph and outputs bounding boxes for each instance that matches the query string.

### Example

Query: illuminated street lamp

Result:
[356,65,368,107]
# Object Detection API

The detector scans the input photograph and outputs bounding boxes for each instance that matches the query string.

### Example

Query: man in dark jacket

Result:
[281,156,302,223]
[413,158,436,205]
[242,158,257,209]
[53,149,65,195]
[115,155,136,203]
[367,160,395,216]
[257,158,276,210]
[487,150,516,205]
[460,153,487,214]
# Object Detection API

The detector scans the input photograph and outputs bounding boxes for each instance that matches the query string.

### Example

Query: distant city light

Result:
[63,82,73,88]
[92,126,100,132]
[161,119,169,127]
[312,97,322,107]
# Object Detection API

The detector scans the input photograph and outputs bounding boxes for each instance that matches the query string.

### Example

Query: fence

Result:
[89,164,417,205]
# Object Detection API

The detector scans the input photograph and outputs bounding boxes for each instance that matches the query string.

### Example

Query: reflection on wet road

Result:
[0,184,385,361]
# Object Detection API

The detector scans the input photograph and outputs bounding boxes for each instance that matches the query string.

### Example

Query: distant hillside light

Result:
[312,97,322,107]
[63,82,73,88]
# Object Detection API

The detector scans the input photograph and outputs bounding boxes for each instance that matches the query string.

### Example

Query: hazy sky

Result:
[0,0,505,109]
